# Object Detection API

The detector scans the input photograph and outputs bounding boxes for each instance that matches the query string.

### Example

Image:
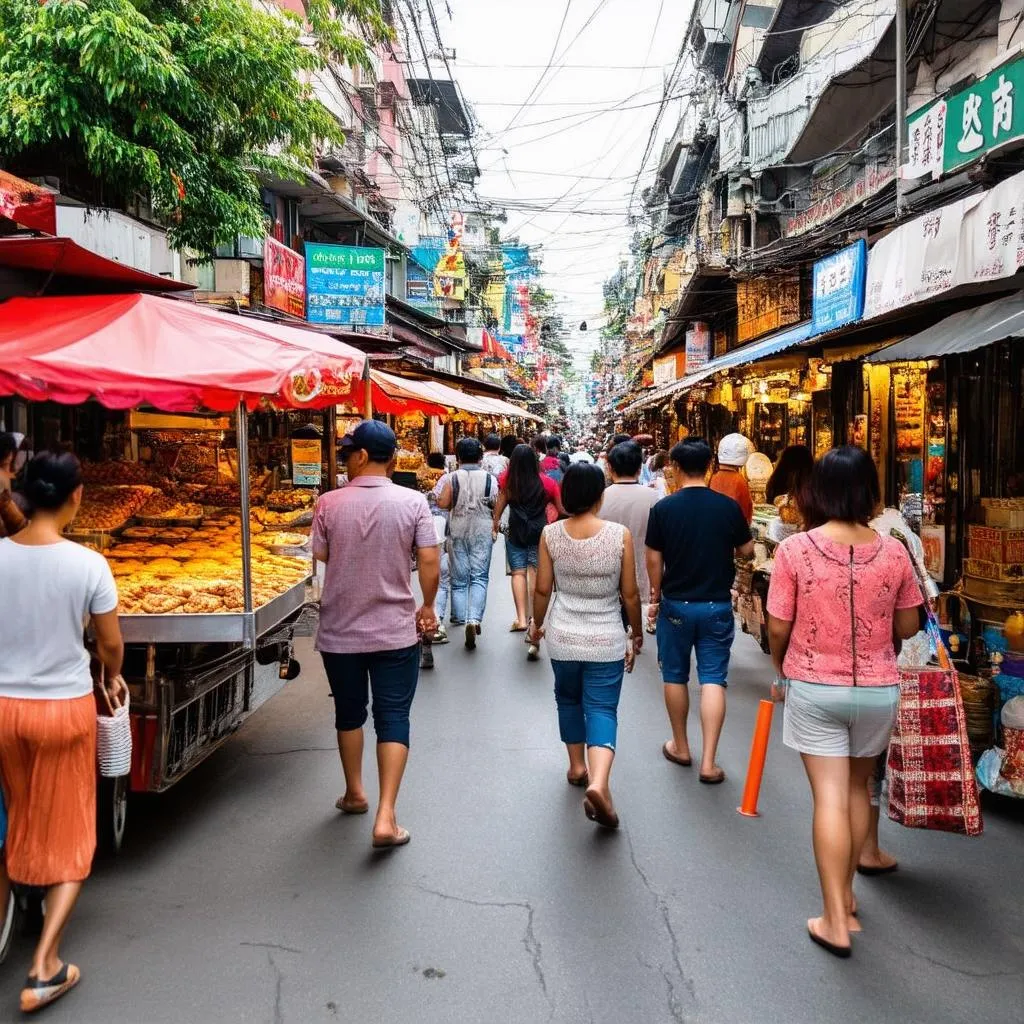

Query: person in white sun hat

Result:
[710,433,754,523]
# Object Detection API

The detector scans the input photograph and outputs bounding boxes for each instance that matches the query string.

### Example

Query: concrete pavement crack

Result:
[905,945,1021,978]
[625,828,696,1022]
[243,746,335,756]
[413,885,550,1005]
[267,951,284,1024]
[241,941,304,954]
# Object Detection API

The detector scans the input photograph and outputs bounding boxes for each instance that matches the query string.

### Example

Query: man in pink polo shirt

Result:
[312,420,440,850]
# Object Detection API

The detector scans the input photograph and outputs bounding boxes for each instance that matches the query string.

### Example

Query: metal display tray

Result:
[118,577,312,645]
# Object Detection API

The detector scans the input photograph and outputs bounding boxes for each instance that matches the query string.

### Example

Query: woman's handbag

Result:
[886,665,983,836]
[96,678,132,779]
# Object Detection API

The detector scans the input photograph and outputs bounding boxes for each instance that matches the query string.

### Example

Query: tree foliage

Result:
[0,0,389,257]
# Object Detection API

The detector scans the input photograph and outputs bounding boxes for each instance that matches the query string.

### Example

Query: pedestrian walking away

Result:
[646,438,754,784]
[0,433,27,540]
[312,420,440,850]
[481,433,509,479]
[529,463,643,829]
[600,440,659,631]
[541,434,565,484]
[0,452,127,1014]
[425,453,452,659]
[766,446,924,958]
[493,444,565,650]
[437,437,499,650]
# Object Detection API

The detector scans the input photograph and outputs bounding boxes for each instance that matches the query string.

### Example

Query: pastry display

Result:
[255,531,310,549]
[253,507,312,527]
[137,494,205,520]
[73,486,156,531]
[265,489,315,512]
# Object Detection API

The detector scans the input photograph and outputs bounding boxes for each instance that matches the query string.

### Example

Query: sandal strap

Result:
[25,964,69,990]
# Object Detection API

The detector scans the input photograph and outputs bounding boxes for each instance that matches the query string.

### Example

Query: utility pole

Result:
[895,0,908,219]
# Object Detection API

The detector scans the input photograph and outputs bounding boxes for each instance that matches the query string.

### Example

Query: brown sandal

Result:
[583,787,619,829]
[336,796,369,814]
[567,770,589,787]
[699,768,726,785]
[662,742,692,767]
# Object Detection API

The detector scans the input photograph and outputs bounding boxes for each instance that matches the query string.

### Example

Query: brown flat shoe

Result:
[699,768,726,785]
[372,826,411,849]
[662,742,692,767]
[567,770,589,787]
[583,787,619,829]
[335,796,369,815]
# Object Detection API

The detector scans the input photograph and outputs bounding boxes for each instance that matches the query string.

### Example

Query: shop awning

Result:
[0,236,194,292]
[865,293,1024,363]
[370,369,541,421]
[0,292,366,412]
[622,320,815,414]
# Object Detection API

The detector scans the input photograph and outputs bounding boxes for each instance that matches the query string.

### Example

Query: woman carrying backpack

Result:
[493,444,565,651]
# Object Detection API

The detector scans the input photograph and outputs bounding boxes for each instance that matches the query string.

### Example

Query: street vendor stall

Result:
[0,292,365,849]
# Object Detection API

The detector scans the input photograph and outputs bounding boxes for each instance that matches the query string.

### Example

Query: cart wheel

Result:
[284,658,301,681]
[256,643,284,666]
[0,890,15,964]
[97,775,129,856]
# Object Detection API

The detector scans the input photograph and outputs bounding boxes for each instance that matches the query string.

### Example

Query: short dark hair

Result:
[670,438,713,477]
[608,433,631,451]
[499,435,519,458]
[608,440,643,478]
[25,451,82,511]
[532,434,548,455]
[484,433,501,452]
[0,433,18,469]
[561,462,606,515]
[546,434,563,453]
[805,446,880,527]
[426,452,446,470]
[456,437,483,464]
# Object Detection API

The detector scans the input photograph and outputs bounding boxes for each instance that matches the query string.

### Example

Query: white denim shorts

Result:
[783,680,899,758]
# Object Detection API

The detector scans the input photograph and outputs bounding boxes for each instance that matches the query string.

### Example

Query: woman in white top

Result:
[529,463,643,829]
[0,453,125,1013]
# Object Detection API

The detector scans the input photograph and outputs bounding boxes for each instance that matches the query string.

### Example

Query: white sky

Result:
[442,0,694,368]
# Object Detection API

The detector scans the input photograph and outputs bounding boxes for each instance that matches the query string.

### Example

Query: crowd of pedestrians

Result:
[0,419,936,1013]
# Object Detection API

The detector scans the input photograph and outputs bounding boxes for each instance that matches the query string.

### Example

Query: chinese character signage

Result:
[865,168,1024,317]
[305,244,386,326]
[812,240,867,333]
[685,322,710,374]
[736,275,801,342]
[906,54,1024,179]
[263,237,305,318]
[290,438,322,487]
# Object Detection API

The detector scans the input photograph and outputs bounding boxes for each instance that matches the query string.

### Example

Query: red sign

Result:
[263,237,305,318]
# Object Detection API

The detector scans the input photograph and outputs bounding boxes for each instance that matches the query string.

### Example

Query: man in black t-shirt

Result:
[646,438,754,785]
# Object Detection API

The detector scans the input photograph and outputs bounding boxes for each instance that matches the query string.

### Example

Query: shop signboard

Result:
[685,322,711,373]
[784,162,895,237]
[865,168,1024,317]
[263,237,305,318]
[305,244,386,326]
[942,54,1024,175]
[736,275,801,342]
[290,437,322,487]
[812,240,867,333]
[904,100,946,179]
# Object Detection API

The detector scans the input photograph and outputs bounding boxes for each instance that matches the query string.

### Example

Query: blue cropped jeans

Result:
[450,531,493,625]
[551,659,626,750]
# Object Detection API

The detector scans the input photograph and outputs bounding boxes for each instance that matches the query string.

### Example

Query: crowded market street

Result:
[0,549,1017,1024]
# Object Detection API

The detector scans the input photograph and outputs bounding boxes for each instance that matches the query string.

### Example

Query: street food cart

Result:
[0,292,365,852]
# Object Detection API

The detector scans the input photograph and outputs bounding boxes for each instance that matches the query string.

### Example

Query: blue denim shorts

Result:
[505,538,538,572]
[656,598,735,686]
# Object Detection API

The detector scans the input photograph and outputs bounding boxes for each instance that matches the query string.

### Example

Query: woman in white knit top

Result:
[530,463,643,829]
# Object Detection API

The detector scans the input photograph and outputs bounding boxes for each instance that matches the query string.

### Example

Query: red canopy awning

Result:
[0,172,56,236]
[0,293,365,412]
[0,236,194,292]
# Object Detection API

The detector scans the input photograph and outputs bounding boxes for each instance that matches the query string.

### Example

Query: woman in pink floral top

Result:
[766,447,923,959]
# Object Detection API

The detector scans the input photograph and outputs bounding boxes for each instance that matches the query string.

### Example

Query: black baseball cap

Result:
[338,420,397,461]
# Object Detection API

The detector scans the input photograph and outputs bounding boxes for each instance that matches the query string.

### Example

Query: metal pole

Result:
[363,362,373,420]
[895,0,908,220]
[236,402,254,638]
[325,405,337,492]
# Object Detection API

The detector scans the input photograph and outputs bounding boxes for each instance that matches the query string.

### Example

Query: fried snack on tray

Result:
[182,594,223,615]
[137,494,204,520]
[265,489,315,511]
[74,485,155,531]
[141,593,185,615]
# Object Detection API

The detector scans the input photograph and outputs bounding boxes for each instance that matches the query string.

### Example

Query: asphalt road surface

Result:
[2,547,1022,1023]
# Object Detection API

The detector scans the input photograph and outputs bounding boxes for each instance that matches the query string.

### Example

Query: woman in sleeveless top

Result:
[530,463,643,829]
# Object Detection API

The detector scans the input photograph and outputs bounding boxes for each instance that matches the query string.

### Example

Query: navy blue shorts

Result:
[506,539,539,572]
[656,598,735,686]
[321,644,420,746]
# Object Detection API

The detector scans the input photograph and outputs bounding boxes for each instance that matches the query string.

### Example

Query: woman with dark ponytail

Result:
[0,452,126,1013]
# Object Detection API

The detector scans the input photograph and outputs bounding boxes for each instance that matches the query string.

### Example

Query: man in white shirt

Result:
[481,433,509,479]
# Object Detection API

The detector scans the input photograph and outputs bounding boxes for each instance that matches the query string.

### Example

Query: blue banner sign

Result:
[305,244,386,326]
[812,239,867,333]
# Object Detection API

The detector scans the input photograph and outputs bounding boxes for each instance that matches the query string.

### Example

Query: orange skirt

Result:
[0,694,96,886]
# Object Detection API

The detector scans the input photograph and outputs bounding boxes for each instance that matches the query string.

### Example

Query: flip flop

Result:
[699,769,726,785]
[662,742,692,767]
[807,921,852,959]
[583,787,619,829]
[372,827,411,849]
[335,796,370,815]
[510,622,528,633]
[20,964,81,1013]
[857,862,899,877]
[567,770,589,787]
